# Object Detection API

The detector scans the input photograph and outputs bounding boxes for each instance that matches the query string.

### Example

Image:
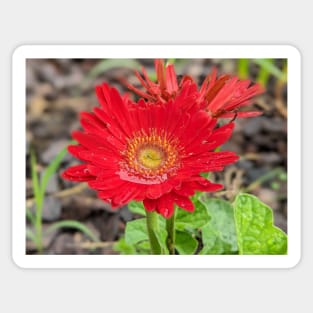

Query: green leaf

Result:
[40,145,68,196]
[175,231,198,255]
[47,220,99,242]
[199,198,238,255]
[125,218,149,245]
[176,198,210,231]
[87,59,142,80]
[26,207,35,225]
[233,193,287,255]
[26,228,36,243]
[125,217,168,254]
[113,237,136,255]
[253,59,287,82]
[127,201,146,216]
[135,241,152,255]
[256,58,272,87]
[30,149,42,210]
[238,59,250,79]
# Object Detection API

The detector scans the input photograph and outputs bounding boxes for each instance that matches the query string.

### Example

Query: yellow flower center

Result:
[119,129,183,183]
[138,146,164,169]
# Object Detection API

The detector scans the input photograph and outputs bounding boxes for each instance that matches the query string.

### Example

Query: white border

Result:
[12,45,301,269]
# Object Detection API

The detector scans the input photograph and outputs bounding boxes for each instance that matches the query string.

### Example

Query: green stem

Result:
[166,208,176,255]
[30,150,43,253]
[35,198,43,253]
[146,211,162,254]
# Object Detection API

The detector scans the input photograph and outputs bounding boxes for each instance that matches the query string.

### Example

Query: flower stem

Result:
[35,198,43,254]
[166,208,176,255]
[146,211,162,254]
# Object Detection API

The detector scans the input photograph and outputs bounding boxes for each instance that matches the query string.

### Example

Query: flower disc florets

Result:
[121,128,182,182]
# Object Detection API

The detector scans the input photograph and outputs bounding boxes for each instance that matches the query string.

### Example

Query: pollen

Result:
[121,128,182,180]
[138,147,164,169]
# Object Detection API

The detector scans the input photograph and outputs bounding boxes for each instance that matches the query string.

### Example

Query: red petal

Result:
[67,145,88,161]
[88,175,124,190]
[174,183,195,197]
[204,74,231,104]
[203,122,235,150]
[190,177,224,192]
[206,77,237,113]
[173,195,195,212]
[97,182,143,209]
[146,182,173,199]
[156,194,175,218]
[111,185,145,207]
[155,59,166,92]
[71,131,106,150]
[61,164,95,182]
[143,198,157,212]
[219,111,263,118]
[80,111,106,132]
[180,110,215,146]
[95,83,112,109]
[166,64,178,94]
[184,151,239,172]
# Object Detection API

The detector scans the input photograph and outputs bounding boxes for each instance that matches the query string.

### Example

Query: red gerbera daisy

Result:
[127,59,264,119]
[125,59,182,103]
[198,68,264,118]
[62,83,239,218]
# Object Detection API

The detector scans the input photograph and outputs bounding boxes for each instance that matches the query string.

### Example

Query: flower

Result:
[127,59,264,119]
[198,68,264,118]
[62,83,239,218]
[125,59,182,103]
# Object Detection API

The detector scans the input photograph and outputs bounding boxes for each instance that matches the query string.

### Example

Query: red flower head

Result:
[198,68,264,119]
[62,83,239,218]
[126,59,195,103]
[127,60,264,119]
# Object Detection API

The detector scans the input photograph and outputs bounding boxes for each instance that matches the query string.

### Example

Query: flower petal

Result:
[173,195,195,212]
[61,164,95,181]
[146,182,173,199]
[156,194,175,218]
[143,198,157,212]
[219,111,262,118]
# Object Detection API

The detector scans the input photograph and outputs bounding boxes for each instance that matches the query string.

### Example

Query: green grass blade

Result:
[253,59,287,82]
[30,150,43,209]
[47,220,99,242]
[256,58,272,87]
[40,145,68,196]
[242,167,285,193]
[87,59,142,80]
[26,228,36,243]
[237,59,250,79]
[30,149,44,252]
[26,207,35,225]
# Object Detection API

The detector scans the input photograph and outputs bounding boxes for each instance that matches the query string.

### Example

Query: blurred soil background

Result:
[26,58,287,254]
